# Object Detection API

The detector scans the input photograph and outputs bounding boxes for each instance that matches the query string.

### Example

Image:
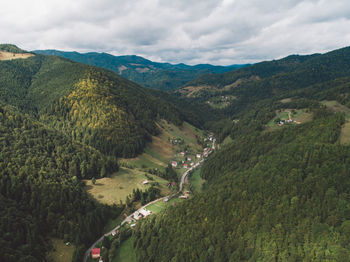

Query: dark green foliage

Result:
[132,46,350,262]
[0,44,27,53]
[0,105,123,262]
[34,49,247,90]
[0,51,187,158]
[134,111,350,261]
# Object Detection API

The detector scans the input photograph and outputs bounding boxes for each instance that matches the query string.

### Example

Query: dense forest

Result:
[34,49,246,91]
[0,104,123,261]
[133,46,350,261]
[0,45,205,261]
[0,49,196,157]
[2,43,350,262]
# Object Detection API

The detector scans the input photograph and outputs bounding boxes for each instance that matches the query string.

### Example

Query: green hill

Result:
[0,51,187,158]
[132,47,350,261]
[34,49,247,90]
[0,45,199,262]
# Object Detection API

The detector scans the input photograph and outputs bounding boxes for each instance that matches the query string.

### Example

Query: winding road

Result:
[83,140,215,262]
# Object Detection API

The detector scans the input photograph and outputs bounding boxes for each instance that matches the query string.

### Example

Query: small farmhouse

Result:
[91,248,101,259]
[139,208,152,217]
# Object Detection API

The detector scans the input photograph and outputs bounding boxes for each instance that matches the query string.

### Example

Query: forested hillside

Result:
[133,47,350,261]
[0,104,122,261]
[34,49,246,90]
[0,45,204,262]
[0,48,188,158]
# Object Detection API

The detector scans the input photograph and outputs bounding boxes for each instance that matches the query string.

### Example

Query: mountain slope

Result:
[34,49,247,90]
[0,49,187,158]
[133,47,350,261]
[0,44,199,262]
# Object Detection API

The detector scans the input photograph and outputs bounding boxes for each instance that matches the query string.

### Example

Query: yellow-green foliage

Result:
[42,71,146,157]
[64,74,139,139]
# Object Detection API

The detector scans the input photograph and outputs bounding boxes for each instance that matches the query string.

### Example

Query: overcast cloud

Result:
[1,0,350,65]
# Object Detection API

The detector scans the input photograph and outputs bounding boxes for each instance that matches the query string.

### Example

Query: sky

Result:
[1,0,350,65]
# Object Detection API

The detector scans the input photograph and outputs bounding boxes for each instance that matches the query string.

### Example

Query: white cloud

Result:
[0,0,349,65]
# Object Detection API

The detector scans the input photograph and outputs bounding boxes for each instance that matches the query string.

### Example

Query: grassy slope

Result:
[85,120,205,205]
[146,198,183,214]
[47,238,75,262]
[112,237,137,262]
[267,109,313,130]
[121,120,204,170]
[84,167,170,205]
[322,100,350,144]
[189,168,205,193]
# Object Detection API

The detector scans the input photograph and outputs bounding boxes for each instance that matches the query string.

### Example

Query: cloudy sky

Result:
[1,0,350,65]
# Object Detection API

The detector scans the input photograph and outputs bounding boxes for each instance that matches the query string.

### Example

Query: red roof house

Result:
[91,248,101,259]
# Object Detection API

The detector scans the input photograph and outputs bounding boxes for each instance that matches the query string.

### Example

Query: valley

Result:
[1,43,350,262]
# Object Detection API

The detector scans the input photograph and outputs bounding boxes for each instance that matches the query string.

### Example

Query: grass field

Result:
[84,167,170,205]
[120,120,204,171]
[146,198,183,213]
[267,109,313,130]
[222,135,233,145]
[0,51,34,61]
[340,120,350,145]
[280,98,292,103]
[322,100,350,117]
[321,101,350,145]
[47,238,74,262]
[112,237,137,262]
[189,169,205,193]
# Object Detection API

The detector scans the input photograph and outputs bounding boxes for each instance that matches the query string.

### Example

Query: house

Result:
[180,151,185,156]
[187,157,192,161]
[139,208,152,217]
[133,211,141,220]
[91,248,101,259]
[196,153,201,158]
[179,195,188,199]
[99,257,103,262]
[164,197,169,202]
[130,223,136,228]
[112,229,119,236]
[142,180,149,185]
[171,161,177,167]
[183,164,188,168]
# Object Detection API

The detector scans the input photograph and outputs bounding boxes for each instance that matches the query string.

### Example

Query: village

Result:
[86,134,216,262]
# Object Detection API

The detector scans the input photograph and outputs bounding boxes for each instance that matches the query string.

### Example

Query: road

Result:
[83,139,215,262]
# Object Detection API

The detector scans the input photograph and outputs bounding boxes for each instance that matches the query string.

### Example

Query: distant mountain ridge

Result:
[34,49,248,90]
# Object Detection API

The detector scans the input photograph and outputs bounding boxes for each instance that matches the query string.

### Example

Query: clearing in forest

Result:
[0,51,34,60]
[46,238,74,262]
[84,167,170,205]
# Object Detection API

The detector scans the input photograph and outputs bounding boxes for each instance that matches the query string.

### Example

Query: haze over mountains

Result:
[1,43,350,262]
[34,49,247,90]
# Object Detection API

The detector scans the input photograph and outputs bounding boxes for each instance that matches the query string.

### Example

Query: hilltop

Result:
[34,49,247,90]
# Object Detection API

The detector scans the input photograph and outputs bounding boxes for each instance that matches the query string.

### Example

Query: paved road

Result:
[83,140,215,262]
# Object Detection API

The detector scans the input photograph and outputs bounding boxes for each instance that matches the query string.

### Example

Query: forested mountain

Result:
[0,44,207,262]
[34,49,246,90]
[133,47,350,261]
[0,47,190,158]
